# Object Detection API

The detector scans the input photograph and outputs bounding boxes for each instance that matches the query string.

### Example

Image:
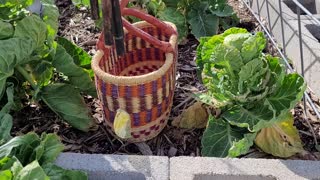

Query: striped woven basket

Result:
[92,5,178,142]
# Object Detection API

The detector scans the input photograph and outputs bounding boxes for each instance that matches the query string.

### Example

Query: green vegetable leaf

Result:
[266,55,285,92]
[29,61,53,86]
[255,113,303,157]
[14,15,47,49]
[41,83,96,132]
[0,156,23,177]
[223,33,251,51]
[38,134,64,165]
[53,44,96,96]
[15,161,49,180]
[228,132,256,157]
[238,58,269,94]
[0,38,34,97]
[42,0,59,44]
[187,5,219,39]
[0,21,13,39]
[0,133,40,165]
[266,73,306,116]
[211,44,243,75]
[56,37,92,69]
[0,0,34,8]
[201,115,246,157]
[210,3,234,17]
[222,27,248,37]
[221,102,274,132]
[0,83,14,144]
[43,163,88,180]
[0,169,12,179]
[158,7,188,42]
[241,32,266,63]
[0,114,13,145]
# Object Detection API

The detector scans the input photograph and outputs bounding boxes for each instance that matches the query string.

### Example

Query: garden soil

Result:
[11,0,320,160]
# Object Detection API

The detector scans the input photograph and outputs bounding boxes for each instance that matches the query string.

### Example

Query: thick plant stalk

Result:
[16,66,37,90]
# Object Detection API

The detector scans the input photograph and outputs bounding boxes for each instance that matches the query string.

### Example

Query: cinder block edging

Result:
[56,153,320,180]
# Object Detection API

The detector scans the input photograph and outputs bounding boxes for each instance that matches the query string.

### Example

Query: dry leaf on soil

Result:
[113,109,132,139]
[172,102,208,129]
[255,113,304,158]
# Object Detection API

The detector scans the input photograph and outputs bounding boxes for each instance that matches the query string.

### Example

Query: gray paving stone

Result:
[55,153,169,180]
[170,156,320,180]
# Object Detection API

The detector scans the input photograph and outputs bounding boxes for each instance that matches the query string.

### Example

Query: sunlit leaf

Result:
[114,109,132,139]
[255,113,303,157]
[172,102,208,129]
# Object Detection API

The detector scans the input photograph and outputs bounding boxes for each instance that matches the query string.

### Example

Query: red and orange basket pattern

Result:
[92,21,178,142]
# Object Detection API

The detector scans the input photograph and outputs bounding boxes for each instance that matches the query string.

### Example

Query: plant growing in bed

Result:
[116,0,238,42]
[0,0,97,134]
[196,27,306,157]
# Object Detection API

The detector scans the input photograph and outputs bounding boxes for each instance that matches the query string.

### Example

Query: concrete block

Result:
[170,156,320,180]
[55,153,169,180]
[250,0,320,96]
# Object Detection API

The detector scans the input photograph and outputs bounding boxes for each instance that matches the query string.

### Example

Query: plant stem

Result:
[16,65,38,90]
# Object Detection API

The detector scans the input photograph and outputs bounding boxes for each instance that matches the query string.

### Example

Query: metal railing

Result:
[242,0,320,146]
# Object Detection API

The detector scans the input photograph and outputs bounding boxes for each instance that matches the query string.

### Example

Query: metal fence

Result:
[242,0,320,120]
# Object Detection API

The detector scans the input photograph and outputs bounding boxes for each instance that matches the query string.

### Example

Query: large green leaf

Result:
[43,163,88,180]
[255,113,303,157]
[41,83,96,132]
[15,161,49,180]
[38,134,64,165]
[266,73,306,116]
[187,4,219,39]
[201,115,246,157]
[0,21,13,40]
[52,45,96,96]
[14,15,47,49]
[0,83,14,144]
[42,0,59,44]
[0,133,40,165]
[158,7,188,42]
[0,114,13,145]
[222,103,274,132]
[56,37,92,69]
[0,38,35,96]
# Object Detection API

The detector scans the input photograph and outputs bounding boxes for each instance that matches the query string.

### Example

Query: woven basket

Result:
[92,4,178,142]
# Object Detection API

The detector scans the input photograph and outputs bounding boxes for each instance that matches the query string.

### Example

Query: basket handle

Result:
[120,0,177,53]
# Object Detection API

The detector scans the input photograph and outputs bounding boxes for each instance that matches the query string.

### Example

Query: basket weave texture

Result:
[92,21,177,142]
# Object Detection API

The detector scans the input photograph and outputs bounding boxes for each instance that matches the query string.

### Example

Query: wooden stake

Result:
[89,0,99,20]
[112,0,125,56]
[101,0,113,46]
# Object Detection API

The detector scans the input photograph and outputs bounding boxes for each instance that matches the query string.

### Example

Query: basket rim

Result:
[91,21,177,86]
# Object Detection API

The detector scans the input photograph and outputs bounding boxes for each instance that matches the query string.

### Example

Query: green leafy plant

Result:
[196,27,306,157]
[127,0,238,42]
[0,132,88,180]
[0,0,97,133]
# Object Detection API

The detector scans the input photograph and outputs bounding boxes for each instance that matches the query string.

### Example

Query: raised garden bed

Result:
[8,0,320,159]
[1,0,320,179]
